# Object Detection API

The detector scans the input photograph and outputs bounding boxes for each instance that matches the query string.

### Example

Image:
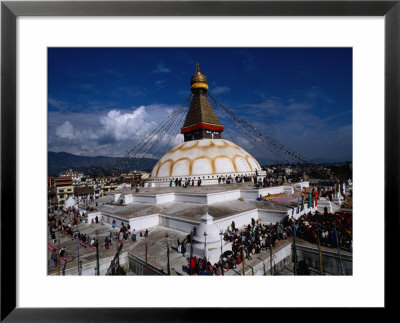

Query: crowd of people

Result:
[170,177,202,187]
[217,175,253,184]
[48,207,87,232]
[291,211,352,250]
[167,174,283,187]
[186,218,288,275]
[188,256,225,275]
[223,219,287,265]
[257,176,280,188]
[48,205,144,270]
[186,209,352,275]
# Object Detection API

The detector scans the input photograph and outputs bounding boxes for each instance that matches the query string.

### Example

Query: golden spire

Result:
[182,64,224,142]
[190,63,208,91]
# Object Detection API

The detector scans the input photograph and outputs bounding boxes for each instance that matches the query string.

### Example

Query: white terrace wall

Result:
[206,190,241,204]
[159,214,198,233]
[124,194,134,204]
[87,211,101,223]
[128,214,160,231]
[296,245,352,275]
[258,209,291,224]
[240,186,284,200]
[174,190,241,204]
[174,193,208,204]
[91,211,160,232]
[155,193,175,204]
[258,186,285,196]
[113,193,121,203]
[132,194,158,204]
[283,186,294,194]
[105,182,311,206]
[294,181,310,190]
[214,209,258,232]
[250,243,292,276]
[101,213,131,228]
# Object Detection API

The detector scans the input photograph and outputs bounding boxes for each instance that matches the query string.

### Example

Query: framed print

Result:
[1,0,398,321]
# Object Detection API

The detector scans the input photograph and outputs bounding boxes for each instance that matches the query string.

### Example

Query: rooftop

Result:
[96,183,298,222]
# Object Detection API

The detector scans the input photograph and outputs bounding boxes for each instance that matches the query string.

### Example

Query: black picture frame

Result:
[1,0,397,321]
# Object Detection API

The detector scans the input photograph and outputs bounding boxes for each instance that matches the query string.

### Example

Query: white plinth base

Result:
[188,241,232,264]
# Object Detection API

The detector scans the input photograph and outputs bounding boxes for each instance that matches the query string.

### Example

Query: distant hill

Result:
[309,157,352,164]
[258,156,352,166]
[48,151,157,176]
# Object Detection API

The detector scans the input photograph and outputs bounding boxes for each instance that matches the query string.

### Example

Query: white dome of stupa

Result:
[150,139,261,179]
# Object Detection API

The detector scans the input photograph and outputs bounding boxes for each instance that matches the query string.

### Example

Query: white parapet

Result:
[241,186,284,200]
[87,211,101,223]
[131,193,175,205]
[107,183,309,207]
[124,194,133,204]
[159,214,198,233]
[294,181,310,191]
[128,214,160,231]
[207,190,241,204]
[317,199,333,213]
[258,209,291,223]
[174,193,208,204]
[214,209,258,232]
[282,186,294,194]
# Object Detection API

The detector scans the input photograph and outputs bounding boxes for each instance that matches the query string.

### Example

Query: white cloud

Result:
[152,63,171,73]
[99,106,156,141]
[50,105,176,157]
[48,98,69,110]
[55,121,75,140]
[211,86,231,95]
[55,121,98,141]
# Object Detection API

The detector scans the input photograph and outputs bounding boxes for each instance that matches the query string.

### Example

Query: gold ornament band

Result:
[191,82,209,90]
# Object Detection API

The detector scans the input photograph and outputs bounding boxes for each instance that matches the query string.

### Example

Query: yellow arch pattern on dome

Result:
[150,139,262,178]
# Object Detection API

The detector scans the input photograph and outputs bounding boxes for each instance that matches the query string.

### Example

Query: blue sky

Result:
[48,48,352,163]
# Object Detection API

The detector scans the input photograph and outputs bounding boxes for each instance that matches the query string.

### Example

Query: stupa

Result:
[191,212,232,264]
[148,64,262,187]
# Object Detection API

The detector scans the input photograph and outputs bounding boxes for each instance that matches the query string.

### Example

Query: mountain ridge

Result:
[48,151,157,176]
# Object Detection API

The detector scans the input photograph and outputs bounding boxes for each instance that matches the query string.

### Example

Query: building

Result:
[54,176,74,207]
[48,176,75,208]
[48,176,57,210]
[60,169,84,183]
[56,185,74,207]
[74,186,94,199]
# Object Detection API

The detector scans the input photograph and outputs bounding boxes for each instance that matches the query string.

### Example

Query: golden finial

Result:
[191,63,208,90]
[195,62,202,75]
